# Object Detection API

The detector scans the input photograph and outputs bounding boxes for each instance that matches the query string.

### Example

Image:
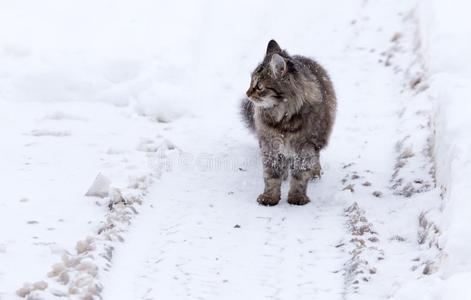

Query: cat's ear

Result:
[270,53,287,78]
[266,39,281,55]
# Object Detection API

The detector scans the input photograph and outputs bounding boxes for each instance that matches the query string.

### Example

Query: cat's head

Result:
[246,40,292,108]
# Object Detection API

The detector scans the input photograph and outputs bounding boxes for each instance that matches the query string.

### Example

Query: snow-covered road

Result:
[101,1,440,299]
[2,0,461,299]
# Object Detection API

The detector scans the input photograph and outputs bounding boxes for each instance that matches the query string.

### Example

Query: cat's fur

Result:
[241,40,336,206]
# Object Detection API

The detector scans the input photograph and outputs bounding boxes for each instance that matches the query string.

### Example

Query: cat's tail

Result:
[240,98,255,132]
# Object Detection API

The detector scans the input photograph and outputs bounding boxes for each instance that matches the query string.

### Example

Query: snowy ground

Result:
[0,0,469,299]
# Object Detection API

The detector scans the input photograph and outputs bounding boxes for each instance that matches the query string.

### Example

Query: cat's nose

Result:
[246,89,252,98]
[247,87,257,98]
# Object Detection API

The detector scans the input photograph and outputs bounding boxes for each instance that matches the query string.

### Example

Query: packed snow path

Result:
[102,1,439,300]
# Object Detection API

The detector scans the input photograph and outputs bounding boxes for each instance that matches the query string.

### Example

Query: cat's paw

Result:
[287,193,310,205]
[257,193,280,206]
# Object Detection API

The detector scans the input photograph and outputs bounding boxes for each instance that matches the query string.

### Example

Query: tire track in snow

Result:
[103,134,348,300]
[335,1,442,299]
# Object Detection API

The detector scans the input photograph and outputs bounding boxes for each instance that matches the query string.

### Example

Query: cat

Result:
[241,40,336,206]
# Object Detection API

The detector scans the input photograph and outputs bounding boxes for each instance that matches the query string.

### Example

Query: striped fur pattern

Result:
[241,40,336,206]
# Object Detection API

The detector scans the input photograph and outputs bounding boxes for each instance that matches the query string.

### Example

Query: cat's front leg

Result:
[288,146,320,205]
[257,152,287,206]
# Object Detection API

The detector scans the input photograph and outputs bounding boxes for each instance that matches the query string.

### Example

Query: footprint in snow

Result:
[29,129,71,137]
[43,111,87,121]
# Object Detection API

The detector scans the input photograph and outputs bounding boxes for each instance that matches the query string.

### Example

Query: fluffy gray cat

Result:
[241,40,336,206]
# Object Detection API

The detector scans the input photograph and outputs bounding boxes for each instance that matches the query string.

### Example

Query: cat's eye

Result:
[255,82,263,91]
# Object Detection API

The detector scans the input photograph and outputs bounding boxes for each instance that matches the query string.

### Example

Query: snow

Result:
[85,173,111,198]
[410,0,471,298]
[0,100,161,298]
[0,0,469,299]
